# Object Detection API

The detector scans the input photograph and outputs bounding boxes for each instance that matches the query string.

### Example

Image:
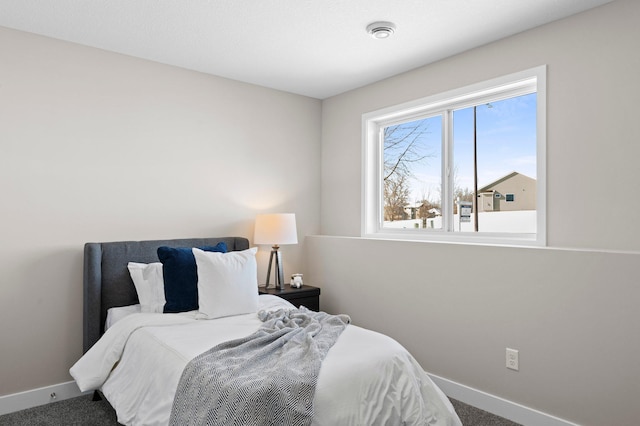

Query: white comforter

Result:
[71,295,461,426]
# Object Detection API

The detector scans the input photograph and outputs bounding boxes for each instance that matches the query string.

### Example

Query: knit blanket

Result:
[169,307,350,426]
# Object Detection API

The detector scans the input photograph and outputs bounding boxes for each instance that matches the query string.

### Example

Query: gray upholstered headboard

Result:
[83,237,250,353]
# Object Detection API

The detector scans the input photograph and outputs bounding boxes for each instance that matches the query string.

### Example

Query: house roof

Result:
[478,171,535,192]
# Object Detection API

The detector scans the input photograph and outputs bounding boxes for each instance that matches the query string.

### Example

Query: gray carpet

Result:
[451,399,521,426]
[0,394,521,425]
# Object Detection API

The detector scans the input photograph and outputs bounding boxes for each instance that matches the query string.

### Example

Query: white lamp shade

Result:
[253,213,298,245]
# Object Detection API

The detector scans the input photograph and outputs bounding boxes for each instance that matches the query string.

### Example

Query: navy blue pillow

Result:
[158,242,227,313]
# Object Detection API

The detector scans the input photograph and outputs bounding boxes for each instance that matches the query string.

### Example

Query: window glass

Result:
[452,93,537,233]
[364,66,546,245]
[382,116,442,230]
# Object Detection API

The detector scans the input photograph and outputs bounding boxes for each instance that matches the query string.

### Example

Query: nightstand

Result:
[259,284,321,311]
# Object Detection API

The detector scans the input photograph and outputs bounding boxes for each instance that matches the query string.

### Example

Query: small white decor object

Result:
[291,273,303,288]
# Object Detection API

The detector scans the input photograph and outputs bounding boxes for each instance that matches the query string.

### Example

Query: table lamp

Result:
[253,213,298,290]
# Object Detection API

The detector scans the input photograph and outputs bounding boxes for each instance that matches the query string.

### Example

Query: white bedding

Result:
[105,304,142,330]
[71,295,461,426]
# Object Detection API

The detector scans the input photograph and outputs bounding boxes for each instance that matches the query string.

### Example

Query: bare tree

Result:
[383,119,433,221]
[384,174,410,221]
[383,120,431,182]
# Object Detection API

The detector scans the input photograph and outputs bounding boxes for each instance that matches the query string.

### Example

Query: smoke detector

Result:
[366,21,396,39]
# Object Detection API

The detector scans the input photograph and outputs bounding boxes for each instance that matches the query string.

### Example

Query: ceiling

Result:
[0,0,613,99]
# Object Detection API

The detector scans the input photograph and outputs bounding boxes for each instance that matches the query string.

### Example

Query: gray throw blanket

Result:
[169,307,350,426]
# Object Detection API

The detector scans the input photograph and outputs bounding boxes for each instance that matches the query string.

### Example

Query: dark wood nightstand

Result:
[259,284,321,311]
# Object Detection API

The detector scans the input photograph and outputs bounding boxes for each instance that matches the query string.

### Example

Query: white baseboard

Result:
[428,373,581,426]
[0,381,89,416]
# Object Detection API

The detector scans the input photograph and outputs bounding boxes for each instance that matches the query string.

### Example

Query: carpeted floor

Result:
[0,394,521,425]
[451,398,521,426]
[0,395,117,426]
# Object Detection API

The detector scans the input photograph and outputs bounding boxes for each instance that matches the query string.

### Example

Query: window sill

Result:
[362,229,544,248]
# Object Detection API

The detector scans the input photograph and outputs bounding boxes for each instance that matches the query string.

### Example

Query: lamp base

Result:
[265,246,285,290]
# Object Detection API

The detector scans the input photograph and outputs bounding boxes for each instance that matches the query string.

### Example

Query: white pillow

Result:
[193,247,259,319]
[127,262,166,313]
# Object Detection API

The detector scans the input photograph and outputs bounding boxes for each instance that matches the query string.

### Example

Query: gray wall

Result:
[0,27,321,396]
[314,0,639,425]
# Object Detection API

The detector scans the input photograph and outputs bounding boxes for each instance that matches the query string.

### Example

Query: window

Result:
[362,66,546,245]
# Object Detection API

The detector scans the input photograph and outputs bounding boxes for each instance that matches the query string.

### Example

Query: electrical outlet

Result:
[506,348,519,371]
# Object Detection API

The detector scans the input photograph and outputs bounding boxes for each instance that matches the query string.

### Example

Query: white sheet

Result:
[105,304,142,330]
[72,295,461,426]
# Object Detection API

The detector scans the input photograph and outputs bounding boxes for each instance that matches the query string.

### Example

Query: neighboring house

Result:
[477,172,536,212]
[403,202,422,219]
[404,203,441,220]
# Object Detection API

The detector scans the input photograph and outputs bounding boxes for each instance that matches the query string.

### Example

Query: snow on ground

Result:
[384,210,536,233]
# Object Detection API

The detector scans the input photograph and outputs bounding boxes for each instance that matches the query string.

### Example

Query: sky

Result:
[396,92,537,204]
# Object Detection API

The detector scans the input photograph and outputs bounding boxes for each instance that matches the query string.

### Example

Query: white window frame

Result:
[362,66,546,246]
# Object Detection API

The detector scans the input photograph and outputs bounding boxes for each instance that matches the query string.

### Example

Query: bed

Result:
[71,236,461,426]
